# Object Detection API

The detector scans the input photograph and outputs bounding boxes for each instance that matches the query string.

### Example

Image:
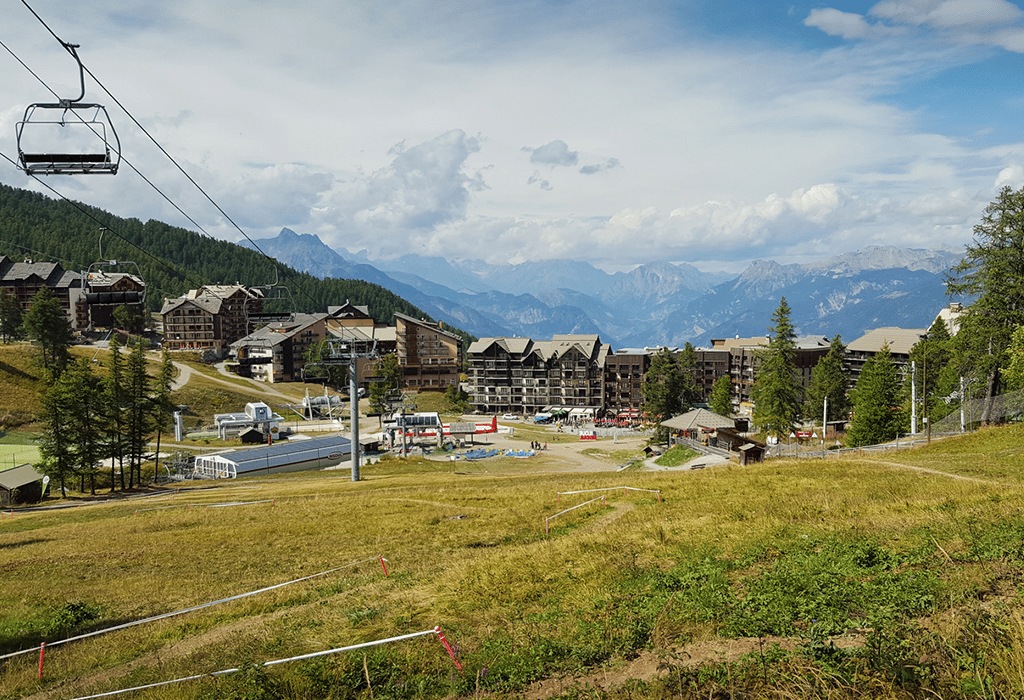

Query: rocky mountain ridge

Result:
[246,230,963,348]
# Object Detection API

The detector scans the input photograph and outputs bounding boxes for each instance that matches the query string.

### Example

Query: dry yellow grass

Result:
[0,427,1023,699]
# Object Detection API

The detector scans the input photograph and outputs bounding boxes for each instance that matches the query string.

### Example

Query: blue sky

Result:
[3,0,1024,273]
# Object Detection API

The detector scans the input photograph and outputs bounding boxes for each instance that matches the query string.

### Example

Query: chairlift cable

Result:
[14,1,320,309]
[1,37,215,238]
[0,148,209,291]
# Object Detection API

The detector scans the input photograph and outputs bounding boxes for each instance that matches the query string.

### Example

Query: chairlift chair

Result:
[15,42,121,175]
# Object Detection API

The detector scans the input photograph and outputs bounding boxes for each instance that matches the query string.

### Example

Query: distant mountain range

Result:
[245,229,964,348]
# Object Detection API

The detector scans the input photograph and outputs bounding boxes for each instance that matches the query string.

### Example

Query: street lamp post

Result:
[920,333,931,444]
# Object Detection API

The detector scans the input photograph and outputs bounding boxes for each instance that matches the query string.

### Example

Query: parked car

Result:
[501,414,519,421]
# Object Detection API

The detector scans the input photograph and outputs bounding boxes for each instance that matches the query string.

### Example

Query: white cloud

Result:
[869,0,1023,29]
[3,0,1022,274]
[805,8,883,39]
[579,158,621,175]
[523,140,579,167]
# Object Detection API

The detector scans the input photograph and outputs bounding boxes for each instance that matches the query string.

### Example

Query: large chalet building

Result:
[1,255,146,332]
[467,335,610,416]
[160,285,263,353]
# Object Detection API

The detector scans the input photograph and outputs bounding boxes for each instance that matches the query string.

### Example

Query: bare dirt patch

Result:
[525,633,867,700]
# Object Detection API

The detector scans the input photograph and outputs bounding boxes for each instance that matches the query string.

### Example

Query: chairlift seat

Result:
[16,102,120,176]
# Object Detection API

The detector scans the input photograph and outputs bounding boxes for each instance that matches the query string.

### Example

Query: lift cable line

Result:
[16,0,318,305]
[12,0,324,314]
[0,36,215,238]
[0,148,209,293]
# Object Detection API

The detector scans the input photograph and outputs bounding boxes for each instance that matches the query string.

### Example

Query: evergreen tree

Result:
[104,333,128,491]
[752,297,800,440]
[21,287,73,379]
[38,380,75,497]
[62,360,105,494]
[642,348,687,443]
[709,375,733,416]
[1004,325,1024,390]
[946,185,1024,423]
[0,289,23,343]
[151,347,176,483]
[676,342,702,407]
[123,338,152,488]
[847,345,903,447]
[805,335,850,427]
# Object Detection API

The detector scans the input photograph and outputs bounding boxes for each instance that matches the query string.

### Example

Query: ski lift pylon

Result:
[16,42,120,175]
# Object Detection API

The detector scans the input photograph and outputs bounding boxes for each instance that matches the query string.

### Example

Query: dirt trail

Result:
[851,458,1010,486]
[170,361,298,404]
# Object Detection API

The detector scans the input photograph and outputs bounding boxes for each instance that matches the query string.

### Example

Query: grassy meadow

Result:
[2,425,1024,699]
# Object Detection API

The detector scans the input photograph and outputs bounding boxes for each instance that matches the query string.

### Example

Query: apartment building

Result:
[394,313,461,391]
[467,334,610,415]
[160,285,262,353]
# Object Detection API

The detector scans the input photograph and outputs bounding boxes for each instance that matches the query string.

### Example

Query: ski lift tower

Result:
[316,329,378,481]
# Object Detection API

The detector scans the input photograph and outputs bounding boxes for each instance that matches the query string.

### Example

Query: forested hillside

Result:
[0,184,429,327]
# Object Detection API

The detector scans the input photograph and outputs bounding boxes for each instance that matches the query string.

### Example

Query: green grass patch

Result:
[654,444,700,467]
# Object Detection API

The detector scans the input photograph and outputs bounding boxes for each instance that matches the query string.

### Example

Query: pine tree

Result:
[21,287,73,379]
[642,348,687,443]
[151,347,176,483]
[104,333,128,491]
[752,297,800,440]
[0,289,23,343]
[805,335,850,427]
[946,185,1024,423]
[906,318,956,430]
[37,368,77,496]
[847,345,903,447]
[709,375,733,416]
[123,337,152,488]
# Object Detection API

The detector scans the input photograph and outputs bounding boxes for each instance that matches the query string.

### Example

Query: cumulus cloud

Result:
[869,0,1023,29]
[522,140,579,167]
[329,130,485,232]
[216,164,335,229]
[996,165,1024,189]
[579,158,621,175]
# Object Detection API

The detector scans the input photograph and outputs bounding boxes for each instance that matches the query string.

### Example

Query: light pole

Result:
[920,333,931,444]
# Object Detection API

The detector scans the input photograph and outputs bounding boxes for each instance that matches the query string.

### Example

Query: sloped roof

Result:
[393,312,461,341]
[467,337,532,355]
[0,464,43,491]
[661,408,736,432]
[160,296,223,315]
[848,327,927,356]
[328,325,396,342]
[230,313,326,348]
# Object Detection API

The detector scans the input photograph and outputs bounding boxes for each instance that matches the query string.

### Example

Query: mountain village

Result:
[1,252,968,456]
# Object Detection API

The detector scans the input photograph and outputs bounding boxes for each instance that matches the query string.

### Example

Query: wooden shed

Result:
[0,464,44,506]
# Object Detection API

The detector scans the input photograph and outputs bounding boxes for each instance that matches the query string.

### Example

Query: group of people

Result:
[530,441,547,451]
